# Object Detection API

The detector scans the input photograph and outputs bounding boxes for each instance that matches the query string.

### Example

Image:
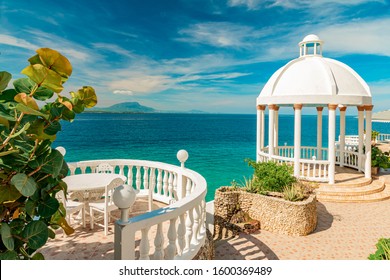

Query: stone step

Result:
[320,177,372,188]
[316,185,390,203]
[316,179,385,197]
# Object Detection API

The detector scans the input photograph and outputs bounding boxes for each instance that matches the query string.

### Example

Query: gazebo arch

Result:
[256,34,373,184]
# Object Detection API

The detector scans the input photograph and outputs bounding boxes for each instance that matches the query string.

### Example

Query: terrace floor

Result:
[39,174,390,260]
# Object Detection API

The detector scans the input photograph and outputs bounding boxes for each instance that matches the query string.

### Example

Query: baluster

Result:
[163,170,169,197]
[139,227,150,260]
[91,164,98,173]
[168,172,174,200]
[200,199,206,235]
[153,223,164,260]
[186,179,192,196]
[143,167,149,191]
[192,205,200,245]
[308,163,311,178]
[173,173,178,200]
[69,164,76,175]
[136,166,141,191]
[165,218,177,259]
[157,169,163,195]
[176,214,186,256]
[127,165,133,186]
[191,181,196,193]
[149,168,156,193]
[119,165,124,176]
[185,208,193,251]
[80,166,87,174]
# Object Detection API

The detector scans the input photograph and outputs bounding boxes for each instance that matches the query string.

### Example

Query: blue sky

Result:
[0,0,389,114]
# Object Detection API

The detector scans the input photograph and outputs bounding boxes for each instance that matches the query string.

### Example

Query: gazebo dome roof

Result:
[257,35,372,107]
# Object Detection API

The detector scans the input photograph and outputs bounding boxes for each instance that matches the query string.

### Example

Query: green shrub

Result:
[237,176,258,193]
[372,146,390,168]
[246,160,296,193]
[0,48,97,259]
[369,238,390,260]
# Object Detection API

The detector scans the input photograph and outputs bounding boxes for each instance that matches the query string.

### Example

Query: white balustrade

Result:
[378,133,390,142]
[75,153,208,260]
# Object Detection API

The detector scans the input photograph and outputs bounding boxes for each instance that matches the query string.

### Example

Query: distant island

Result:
[86,102,207,114]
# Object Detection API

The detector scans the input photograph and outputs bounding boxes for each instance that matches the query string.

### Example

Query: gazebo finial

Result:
[299,34,323,57]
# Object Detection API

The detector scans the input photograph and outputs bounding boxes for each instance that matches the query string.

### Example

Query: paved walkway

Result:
[40,176,390,260]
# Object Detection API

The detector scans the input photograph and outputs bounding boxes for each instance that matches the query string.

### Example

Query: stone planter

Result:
[214,187,317,237]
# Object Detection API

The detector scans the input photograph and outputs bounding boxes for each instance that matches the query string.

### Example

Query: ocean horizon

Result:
[56,113,390,201]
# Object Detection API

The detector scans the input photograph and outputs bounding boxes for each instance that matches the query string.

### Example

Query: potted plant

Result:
[0,48,97,259]
[371,146,389,175]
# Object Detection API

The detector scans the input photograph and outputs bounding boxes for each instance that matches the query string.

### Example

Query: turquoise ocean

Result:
[55,113,390,201]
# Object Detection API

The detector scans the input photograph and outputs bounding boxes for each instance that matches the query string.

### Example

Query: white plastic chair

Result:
[89,178,124,235]
[57,191,85,228]
[95,162,114,173]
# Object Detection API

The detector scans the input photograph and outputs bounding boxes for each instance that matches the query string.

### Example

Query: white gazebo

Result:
[256,34,373,184]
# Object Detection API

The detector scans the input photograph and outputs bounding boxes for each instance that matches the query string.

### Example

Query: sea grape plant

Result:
[0,48,97,259]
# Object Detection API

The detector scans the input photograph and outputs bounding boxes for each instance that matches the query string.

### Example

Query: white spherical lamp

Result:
[177,149,189,167]
[113,185,137,222]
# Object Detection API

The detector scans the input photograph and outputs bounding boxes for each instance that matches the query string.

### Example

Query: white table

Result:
[63,173,127,202]
[63,173,127,192]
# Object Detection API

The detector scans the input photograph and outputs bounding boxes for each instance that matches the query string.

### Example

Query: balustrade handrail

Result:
[67,157,207,260]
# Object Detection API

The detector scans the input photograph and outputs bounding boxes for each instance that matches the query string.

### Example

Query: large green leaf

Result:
[0,250,18,260]
[0,183,22,204]
[0,103,17,121]
[72,86,97,108]
[31,252,45,260]
[34,48,72,78]
[0,88,18,102]
[43,120,61,135]
[21,64,63,93]
[25,199,38,217]
[0,71,12,92]
[11,173,38,197]
[13,77,54,101]
[40,149,63,177]
[27,119,56,141]
[22,220,48,250]
[1,223,15,250]
[37,196,59,218]
[15,103,48,118]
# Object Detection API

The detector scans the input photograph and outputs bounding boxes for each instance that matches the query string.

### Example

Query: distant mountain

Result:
[87,102,156,113]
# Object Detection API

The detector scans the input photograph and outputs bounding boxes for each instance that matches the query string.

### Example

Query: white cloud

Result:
[318,18,390,57]
[228,0,384,10]
[113,90,134,95]
[92,43,135,58]
[177,22,256,48]
[0,34,38,50]
[108,74,172,94]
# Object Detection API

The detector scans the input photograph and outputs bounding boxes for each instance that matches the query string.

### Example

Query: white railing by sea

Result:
[258,147,330,182]
[378,133,390,142]
[67,151,207,260]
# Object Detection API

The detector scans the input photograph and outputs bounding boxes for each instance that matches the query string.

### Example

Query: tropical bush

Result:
[0,48,97,259]
[369,238,390,260]
[246,160,297,193]
[371,146,390,168]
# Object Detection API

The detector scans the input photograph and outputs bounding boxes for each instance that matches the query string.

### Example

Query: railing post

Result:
[177,150,188,200]
[113,184,137,260]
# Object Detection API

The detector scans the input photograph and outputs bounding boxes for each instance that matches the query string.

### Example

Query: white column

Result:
[316,107,323,160]
[274,106,279,155]
[328,104,337,184]
[358,106,365,171]
[256,105,265,161]
[339,106,347,167]
[293,104,302,178]
[268,105,275,158]
[365,105,373,179]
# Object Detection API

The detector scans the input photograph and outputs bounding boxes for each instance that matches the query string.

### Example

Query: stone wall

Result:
[214,187,317,237]
[193,229,214,260]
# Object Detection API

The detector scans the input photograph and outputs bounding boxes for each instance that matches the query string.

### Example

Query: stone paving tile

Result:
[39,175,390,260]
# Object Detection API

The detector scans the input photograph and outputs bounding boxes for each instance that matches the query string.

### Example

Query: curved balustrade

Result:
[68,158,207,260]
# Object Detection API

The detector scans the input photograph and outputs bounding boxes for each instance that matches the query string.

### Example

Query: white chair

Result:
[95,162,114,173]
[89,178,124,235]
[57,191,85,228]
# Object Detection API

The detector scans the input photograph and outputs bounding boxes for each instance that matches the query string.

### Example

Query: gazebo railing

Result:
[67,156,207,260]
[378,133,390,142]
